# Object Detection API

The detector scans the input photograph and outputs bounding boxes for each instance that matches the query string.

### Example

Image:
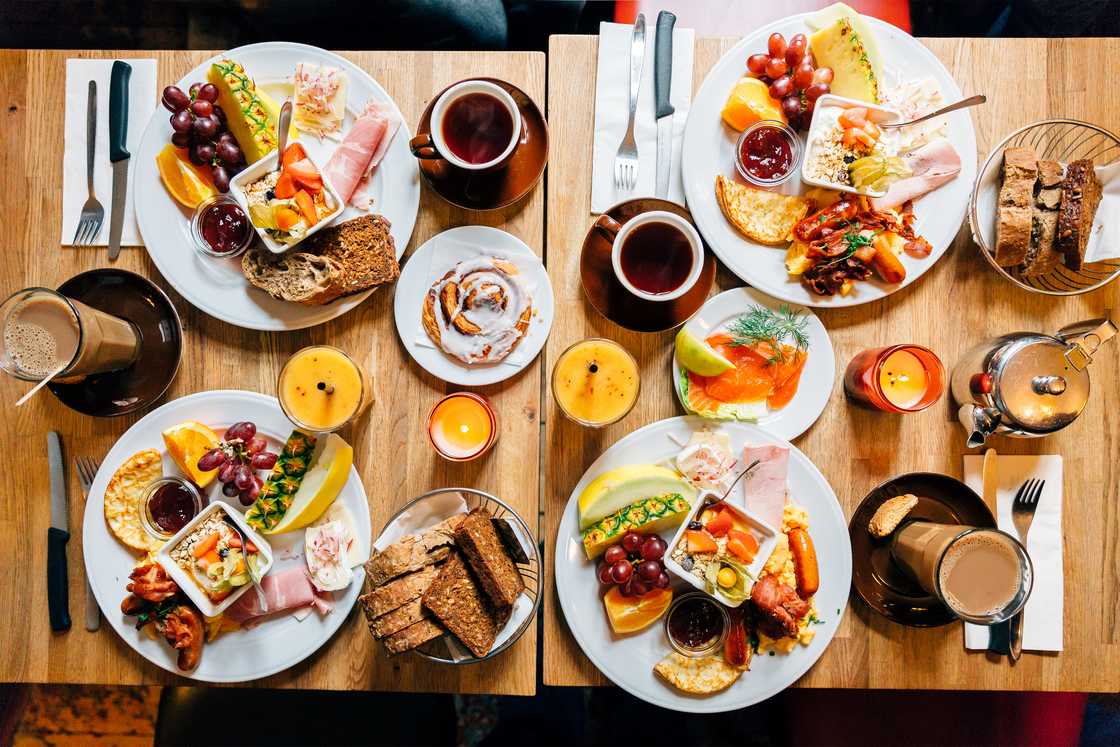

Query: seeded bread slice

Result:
[1056,159,1102,271]
[994,147,1038,267]
[369,599,430,639]
[455,509,524,608]
[422,551,509,659]
[242,250,343,305]
[359,565,438,619]
[382,618,445,655]
[365,515,465,587]
[302,214,399,296]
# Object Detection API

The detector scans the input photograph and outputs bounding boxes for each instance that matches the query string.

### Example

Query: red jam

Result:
[739,125,794,182]
[200,201,250,255]
[148,482,199,534]
[667,595,725,650]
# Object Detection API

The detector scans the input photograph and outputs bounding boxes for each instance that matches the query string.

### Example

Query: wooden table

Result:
[543,36,1120,692]
[0,49,544,695]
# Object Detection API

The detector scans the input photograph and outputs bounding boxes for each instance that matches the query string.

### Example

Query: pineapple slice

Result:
[245,429,317,532]
[809,18,879,103]
[207,59,286,164]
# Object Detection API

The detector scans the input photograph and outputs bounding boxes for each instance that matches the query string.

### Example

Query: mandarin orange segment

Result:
[603,586,673,635]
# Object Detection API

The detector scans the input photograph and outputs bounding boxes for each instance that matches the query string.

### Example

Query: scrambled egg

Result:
[757,504,818,654]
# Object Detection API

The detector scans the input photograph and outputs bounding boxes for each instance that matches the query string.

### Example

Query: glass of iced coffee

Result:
[0,287,142,383]
[890,521,1033,624]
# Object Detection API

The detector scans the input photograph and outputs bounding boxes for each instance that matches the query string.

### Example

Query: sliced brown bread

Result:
[454,509,524,608]
[1023,160,1064,277]
[382,618,445,655]
[365,515,465,587]
[994,147,1037,267]
[359,565,439,618]
[421,551,509,658]
[1056,159,1102,271]
[241,214,399,305]
[369,599,430,639]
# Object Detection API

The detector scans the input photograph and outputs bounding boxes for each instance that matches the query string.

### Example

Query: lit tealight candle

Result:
[427,393,498,461]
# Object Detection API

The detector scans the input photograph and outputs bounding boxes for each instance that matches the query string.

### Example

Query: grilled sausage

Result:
[794,199,859,242]
[871,235,907,284]
[788,528,820,598]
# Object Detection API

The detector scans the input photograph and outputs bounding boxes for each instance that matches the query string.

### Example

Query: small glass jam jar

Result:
[735,120,801,187]
[664,591,730,658]
[138,476,205,540]
[190,194,254,258]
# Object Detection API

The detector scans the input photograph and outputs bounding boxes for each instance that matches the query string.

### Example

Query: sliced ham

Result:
[324,100,401,208]
[871,139,962,211]
[742,443,789,527]
[224,567,333,626]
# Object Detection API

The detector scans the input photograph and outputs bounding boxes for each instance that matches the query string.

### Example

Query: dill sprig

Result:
[726,305,810,363]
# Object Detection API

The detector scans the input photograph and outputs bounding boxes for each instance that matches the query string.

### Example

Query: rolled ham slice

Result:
[871,138,962,211]
[324,100,401,208]
[742,443,789,527]
[224,567,333,627]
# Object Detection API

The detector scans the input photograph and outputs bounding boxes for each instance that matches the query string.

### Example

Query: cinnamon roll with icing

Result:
[422,256,533,364]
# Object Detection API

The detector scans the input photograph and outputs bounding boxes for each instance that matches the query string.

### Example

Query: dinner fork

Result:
[613,14,645,194]
[72,80,105,246]
[75,456,101,631]
[1007,477,1044,662]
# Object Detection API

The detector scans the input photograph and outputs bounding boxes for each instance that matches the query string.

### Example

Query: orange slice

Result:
[161,420,220,487]
[603,586,673,635]
[156,144,216,209]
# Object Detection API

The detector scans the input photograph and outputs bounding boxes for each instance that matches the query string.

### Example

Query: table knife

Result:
[980,448,1011,656]
[653,11,677,199]
[47,432,71,632]
[107,60,132,261]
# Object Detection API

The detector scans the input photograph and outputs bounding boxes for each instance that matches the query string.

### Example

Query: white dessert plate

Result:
[393,225,554,386]
[672,287,835,441]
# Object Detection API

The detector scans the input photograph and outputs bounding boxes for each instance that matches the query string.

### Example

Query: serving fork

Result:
[75,456,101,631]
[72,80,105,246]
[1007,477,1045,662]
[612,14,645,194]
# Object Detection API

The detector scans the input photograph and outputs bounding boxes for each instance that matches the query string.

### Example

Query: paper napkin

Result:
[962,454,1063,652]
[1084,161,1120,263]
[591,21,694,212]
[412,236,540,369]
[61,58,157,247]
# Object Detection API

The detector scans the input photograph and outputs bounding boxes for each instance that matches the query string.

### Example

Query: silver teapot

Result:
[951,318,1116,447]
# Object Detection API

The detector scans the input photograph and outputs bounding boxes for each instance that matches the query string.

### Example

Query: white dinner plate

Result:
[554,416,851,713]
[393,225,554,386]
[681,14,977,307]
[134,41,420,330]
[82,389,371,683]
[671,287,835,440]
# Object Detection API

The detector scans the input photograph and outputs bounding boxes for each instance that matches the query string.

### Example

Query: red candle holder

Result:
[843,344,945,413]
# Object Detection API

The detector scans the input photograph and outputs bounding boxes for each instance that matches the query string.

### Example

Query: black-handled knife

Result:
[653,11,677,199]
[47,432,71,632]
[108,60,132,261]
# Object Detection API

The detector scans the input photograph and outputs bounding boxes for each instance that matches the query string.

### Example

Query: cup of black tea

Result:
[594,211,704,302]
[409,80,522,173]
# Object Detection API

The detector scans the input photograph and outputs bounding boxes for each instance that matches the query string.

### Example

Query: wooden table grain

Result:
[0,48,544,695]
[543,36,1120,692]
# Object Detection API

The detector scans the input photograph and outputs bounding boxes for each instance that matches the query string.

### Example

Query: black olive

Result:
[688,520,702,531]
[265,189,275,200]
[843,154,856,164]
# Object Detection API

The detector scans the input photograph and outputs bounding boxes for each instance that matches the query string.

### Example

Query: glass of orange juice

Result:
[552,338,640,427]
[843,344,945,413]
[427,392,499,461]
[278,345,371,432]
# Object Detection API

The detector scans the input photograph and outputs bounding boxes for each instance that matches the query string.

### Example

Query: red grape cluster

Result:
[746,33,834,130]
[196,421,279,506]
[161,83,246,192]
[596,531,670,597]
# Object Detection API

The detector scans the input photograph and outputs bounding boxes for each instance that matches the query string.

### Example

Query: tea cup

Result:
[409,79,522,173]
[593,211,704,302]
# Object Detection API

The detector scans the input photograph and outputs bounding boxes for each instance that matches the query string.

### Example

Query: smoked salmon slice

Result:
[684,333,807,415]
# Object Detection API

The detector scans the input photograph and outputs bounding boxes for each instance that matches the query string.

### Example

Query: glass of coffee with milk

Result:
[890,521,1033,624]
[0,287,141,383]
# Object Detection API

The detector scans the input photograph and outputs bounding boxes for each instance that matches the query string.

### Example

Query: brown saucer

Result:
[849,472,996,627]
[580,198,716,333]
[414,78,548,210]
[50,269,182,417]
